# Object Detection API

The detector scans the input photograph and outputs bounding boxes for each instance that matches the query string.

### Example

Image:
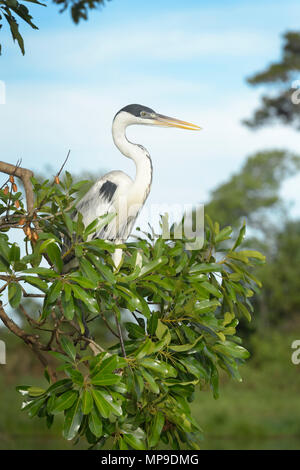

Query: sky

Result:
[1,0,300,232]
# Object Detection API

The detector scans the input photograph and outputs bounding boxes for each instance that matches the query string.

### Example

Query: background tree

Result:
[205,149,300,235]
[243,31,300,129]
[205,150,300,329]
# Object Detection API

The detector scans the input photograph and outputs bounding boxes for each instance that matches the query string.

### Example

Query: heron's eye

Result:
[140,111,147,117]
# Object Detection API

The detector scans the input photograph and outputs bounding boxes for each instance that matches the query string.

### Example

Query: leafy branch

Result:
[0,160,265,449]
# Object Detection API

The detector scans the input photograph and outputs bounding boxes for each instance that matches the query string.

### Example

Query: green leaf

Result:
[23,267,59,278]
[5,14,25,55]
[28,387,46,397]
[23,276,48,292]
[237,250,266,262]
[71,284,99,313]
[237,301,252,322]
[48,351,74,364]
[46,279,62,304]
[148,411,165,448]
[123,433,146,450]
[140,358,177,378]
[213,341,250,360]
[79,258,99,285]
[117,285,151,319]
[179,357,208,379]
[81,389,94,415]
[61,290,75,320]
[52,390,78,414]
[60,337,76,362]
[9,243,20,262]
[140,368,160,394]
[215,226,232,243]
[148,312,158,336]
[138,256,168,278]
[232,222,246,250]
[189,263,223,274]
[93,355,119,375]
[68,369,84,386]
[47,243,63,273]
[211,366,219,399]
[90,389,111,419]
[89,408,103,437]
[62,212,74,235]
[47,378,73,395]
[63,397,82,440]
[22,397,46,417]
[92,389,122,417]
[169,335,203,352]
[39,238,56,254]
[134,338,155,359]
[8,282,22,308]
[68,275,96,289]
[200,281,222,298]
[87,254,115,283]
[91,372,121,386]
[193,299,220,314]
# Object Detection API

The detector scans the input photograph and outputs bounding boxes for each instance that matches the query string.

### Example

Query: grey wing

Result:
[76,170,133,241]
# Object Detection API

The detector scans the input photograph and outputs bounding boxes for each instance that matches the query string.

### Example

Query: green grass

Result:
[1,328,300,449]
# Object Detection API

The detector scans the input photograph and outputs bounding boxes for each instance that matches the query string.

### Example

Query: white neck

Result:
[112,113,153,200]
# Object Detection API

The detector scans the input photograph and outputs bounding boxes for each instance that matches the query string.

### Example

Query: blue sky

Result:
[1,0,300,231]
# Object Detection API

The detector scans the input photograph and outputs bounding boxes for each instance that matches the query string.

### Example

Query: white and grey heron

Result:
[74,104,201,268]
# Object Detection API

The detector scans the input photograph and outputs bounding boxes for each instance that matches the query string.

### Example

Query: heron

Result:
[72,104,201,269]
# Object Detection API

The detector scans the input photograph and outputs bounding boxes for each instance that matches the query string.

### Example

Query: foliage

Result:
[0,0,107,55]
[0,171,264,450]
[52,0,107,23]
[0,0,45,55]
[243,31,300,129]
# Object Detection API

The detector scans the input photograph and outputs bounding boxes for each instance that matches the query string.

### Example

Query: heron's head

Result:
[114,104,201,131]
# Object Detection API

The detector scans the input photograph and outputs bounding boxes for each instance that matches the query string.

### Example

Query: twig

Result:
[115,314,126,358]
[56,150,71,179]
[99,311,119,338]
[0,282,8,294]
[19,304,40,326]
[82,336,105,355]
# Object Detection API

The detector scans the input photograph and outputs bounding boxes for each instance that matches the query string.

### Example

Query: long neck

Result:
[112,116,153,200]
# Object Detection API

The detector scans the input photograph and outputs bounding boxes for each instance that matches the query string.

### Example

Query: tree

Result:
[205,150,300,329]
[253,220,300,326]
[243,31,300,129]
[205,149,300,236]
[0,0,108,55]
[0,159,264,449]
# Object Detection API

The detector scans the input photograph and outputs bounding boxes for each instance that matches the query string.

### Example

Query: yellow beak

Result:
[154,113,201,131]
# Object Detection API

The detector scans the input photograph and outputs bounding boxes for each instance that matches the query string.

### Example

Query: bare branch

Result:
[0,160,34,214]
[0,301,57,382]
[56,149,71,179]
